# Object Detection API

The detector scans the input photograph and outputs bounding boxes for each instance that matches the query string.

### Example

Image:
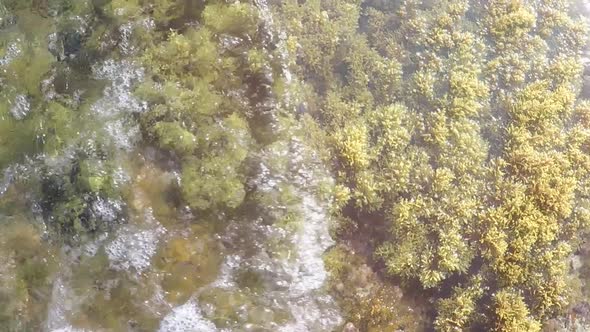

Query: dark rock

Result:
[62,29,83,58]
[296,102,307,118]
[48,32,64,60]
[47,28,84,61]
[573,301,590,318]
[0,3,16,29]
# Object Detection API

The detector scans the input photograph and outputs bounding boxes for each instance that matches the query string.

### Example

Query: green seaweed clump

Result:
[135,0,278,214]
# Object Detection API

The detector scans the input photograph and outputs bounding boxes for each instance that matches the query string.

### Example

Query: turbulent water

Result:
[0,1,342,331]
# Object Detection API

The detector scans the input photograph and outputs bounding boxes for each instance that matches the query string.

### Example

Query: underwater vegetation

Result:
[276,0,590,330]
[133,0,290,216]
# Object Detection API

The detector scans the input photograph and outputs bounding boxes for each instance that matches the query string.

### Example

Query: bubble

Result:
[105,210,166,273]
[0,41,21,67]
[158,301,217,332]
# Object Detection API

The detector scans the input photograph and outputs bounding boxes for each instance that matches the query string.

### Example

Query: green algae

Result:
[71,265,153,330]
[0,220,57,331]
[198,287,291,329]
[201,2,259,37]
[155,227,222,304]
[136,10,263,213]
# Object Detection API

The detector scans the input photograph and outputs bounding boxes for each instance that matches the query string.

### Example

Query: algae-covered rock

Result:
[155,228,221,304]
[38,101,77,155]
[78,274,161,331]
[153,122,197,157]
[39,152,126,239]
[2,30,54,99]
[198,286,290,329]
[0,221,57,330]
[0,101,38,168]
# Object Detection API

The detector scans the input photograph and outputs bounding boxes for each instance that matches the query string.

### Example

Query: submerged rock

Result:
[197,138,342,331]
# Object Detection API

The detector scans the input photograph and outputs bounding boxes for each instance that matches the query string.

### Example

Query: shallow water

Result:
[0,1,344,331]
[2,0,590,331]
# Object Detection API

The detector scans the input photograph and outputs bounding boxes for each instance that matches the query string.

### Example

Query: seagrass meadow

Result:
[1,0,590,331]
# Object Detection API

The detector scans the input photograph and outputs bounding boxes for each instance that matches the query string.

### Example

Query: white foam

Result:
[0,41,21,67]
[105,223,165,273]
[91,60,146,115]
[8,94,29,120]
[45,276,85,332]
[254,0,295,103]
[286,195,333,295]
[92,59,144,93]
[50,326,87,332]
[111,166,131,187]
[213,254,242,289]
[90,59,146,150]
[118,23,135,55]
[0,163,22,196]
[104,118,140,151]
[158,301,217,332]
